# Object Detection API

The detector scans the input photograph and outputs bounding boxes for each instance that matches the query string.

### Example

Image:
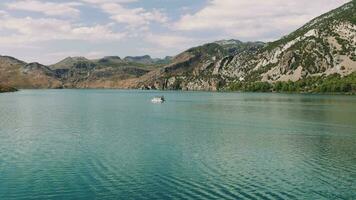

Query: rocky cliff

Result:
[135,1,356,91]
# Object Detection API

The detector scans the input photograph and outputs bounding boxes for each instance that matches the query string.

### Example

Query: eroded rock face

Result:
[135,41,264,90]
[217,1,355,86]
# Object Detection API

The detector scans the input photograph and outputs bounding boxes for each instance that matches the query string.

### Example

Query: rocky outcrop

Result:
[136,1,355,91]
[224,1,356,86]
[135,41,264,90]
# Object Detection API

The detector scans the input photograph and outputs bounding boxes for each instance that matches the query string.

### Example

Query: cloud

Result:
[81,0,167,28]
[145,33,203,49]
[174,0,351,40]
[0,0,351,63]
[81,0,137,3]
[0,10,9,17]
[6,0,82,17]
[45,50,107,63]
[0,16,125,45]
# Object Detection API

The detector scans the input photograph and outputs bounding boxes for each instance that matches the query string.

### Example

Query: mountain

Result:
[0,1,355,92]
[123,55,155,65]
[96,56,124,65]
[225,1,356,83]
[0,54,168,89]
[50,57,93,70]
[50,56,163,88]
[123,55,172,65]
[214,39,265,55]
[134,41,264,90]
[135,1,356,92]
[0,56,62,89]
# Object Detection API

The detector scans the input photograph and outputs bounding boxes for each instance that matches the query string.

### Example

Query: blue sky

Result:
[0,0,350,64]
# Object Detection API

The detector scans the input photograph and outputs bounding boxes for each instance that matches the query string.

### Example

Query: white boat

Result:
[151,96,165,103]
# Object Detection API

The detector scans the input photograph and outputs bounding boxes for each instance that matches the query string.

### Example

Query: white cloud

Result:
[0,10,8,17]
[81,0,137,3]
[145,33,202,49]
[174,0,351,40]
[6,0,82,17]
[45,50,107,63]
[82,0,167,28]
[0,0,351,63]
[0,16,125,45]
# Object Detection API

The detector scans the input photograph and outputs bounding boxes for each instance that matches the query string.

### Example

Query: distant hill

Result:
[0,56,62,89]
[50,57,93,70]
[0,54,171,89]
[122,55,172,66]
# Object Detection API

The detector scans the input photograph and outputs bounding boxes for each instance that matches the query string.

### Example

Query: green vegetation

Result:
[187,43,226,56]
[0,85,18,93]
[229,72,356,93]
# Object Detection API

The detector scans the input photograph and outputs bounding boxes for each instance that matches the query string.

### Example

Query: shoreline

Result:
[0,85,18,93]
[10,88,355,95]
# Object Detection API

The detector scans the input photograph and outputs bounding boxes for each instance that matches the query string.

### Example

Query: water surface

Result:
[0,90,355,199]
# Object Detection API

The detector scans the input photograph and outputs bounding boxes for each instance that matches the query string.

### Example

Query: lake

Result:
[0,90,355,199]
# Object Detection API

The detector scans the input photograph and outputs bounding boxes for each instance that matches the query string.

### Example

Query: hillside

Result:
[134,41,265,90]
[0,56,62,89]
[123,55,171,65]
[0,55,170,89]
[135,1,356,92]
[228,1,356,83]
[0,1,355,92]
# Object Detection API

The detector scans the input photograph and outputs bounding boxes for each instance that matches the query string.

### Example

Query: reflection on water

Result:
[0,90,355,199]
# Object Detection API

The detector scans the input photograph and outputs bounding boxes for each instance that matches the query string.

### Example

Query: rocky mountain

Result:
[50,56,162,88]
[0,55,168,89]
[50,57,93,70]
[225,0,356,84]
[0,1,355,92]
[134,41,265,90]
[0,56,62,89]
[122,55,172,66]
[134,1,356,91]
[214,39,265,55]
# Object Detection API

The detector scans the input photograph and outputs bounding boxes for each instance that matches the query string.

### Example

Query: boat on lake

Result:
[151,96,165,103]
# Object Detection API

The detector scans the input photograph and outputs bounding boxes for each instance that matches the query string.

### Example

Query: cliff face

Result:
[224,1,356,84]
[135,41,265,91]
[135,1,356,91]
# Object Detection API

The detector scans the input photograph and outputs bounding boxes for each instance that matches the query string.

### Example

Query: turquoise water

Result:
[0,90,355,199]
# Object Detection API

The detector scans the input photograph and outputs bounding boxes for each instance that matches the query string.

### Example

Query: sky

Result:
[0,0,351,64]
